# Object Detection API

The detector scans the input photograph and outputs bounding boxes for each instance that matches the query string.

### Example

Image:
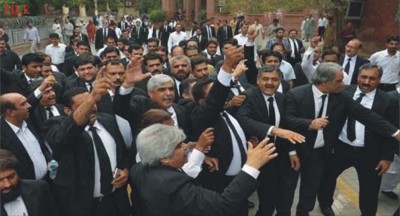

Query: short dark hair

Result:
[0,95,16,115]
[118,37,129,45]
[104,59,125,69]
[128,44,143,53]
[49,33,59,39]
[0,149,19,170]
[146,37,160,45]
[101,46,120,57]
[186,38,199,47]
[73,53,95,69]
[185,45,200,56]
[358,63,383,78]
[270,42,286,51]
[62,87,88,108]
[257,65,281,78]
[288,29,298,34]
[143,52,163,66]
[206,40,218,47]
[321,49,340,62]
[275,27,285,33]
[190,56,208,71]
[192,78,214,103]
[386,35,400,43]
[155,46,168,55]
[76,40,90,48]
[179,78,196,98]
[21,53,44,66]
[141,109,172,129]
[260,50,282,64]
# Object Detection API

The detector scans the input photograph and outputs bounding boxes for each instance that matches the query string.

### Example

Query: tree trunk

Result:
[94,0,98,15]
[62,4,69,21]
[79,4,87,17]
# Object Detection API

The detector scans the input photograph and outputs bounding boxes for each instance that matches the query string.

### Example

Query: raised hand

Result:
[246,137,278,170]
[123,56,151,88]
[222,46,244,73]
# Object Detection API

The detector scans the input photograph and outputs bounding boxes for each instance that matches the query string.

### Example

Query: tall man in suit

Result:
[64,54,97,92]
[217,20,233,48]
[43,84,131,216]
[73,25,90,46]
[95,19,117,50]
[131,20,148,46]
[206,40,224,67]
[284,62,400,216]
[0,149,56,216]
[191,27,207,51]
[339,39,370,85]
[286,29,304,68]
[235,66,305,216]
[202,19,216,42]
[317,63,398,216]
[158,20,172,50]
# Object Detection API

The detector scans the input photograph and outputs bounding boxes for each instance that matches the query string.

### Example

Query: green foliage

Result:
[137,0,161,14]
[199,9,207,21]
[148,9,165,22]
[227,0,339,13]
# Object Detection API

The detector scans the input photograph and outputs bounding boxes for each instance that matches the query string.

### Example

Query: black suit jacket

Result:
[0,180,57,216]
[130,163,258,216]
[30,103,65,138]
[118,21,129,31]
[339,54,370,84]
[158,25,172,48]
[202,25,216,41]
[0,119,51,179]
[210,54,224,67]
[285,38,304,67]
[43,113,130,216]
[293,62,310,87]
[130,25,148,45]
[342,86,398,164]
[95,28,117,49]
[284,84,399,156]
[63,76,90,91]
[217,25,233,45]
[191,35,207,51]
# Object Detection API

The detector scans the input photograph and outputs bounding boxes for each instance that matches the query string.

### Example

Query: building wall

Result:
[358,0,400,54]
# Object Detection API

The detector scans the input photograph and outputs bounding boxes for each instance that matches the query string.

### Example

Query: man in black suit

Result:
[130,123,278,216]
[206,40,224,67]
[235,66,305,216]
[217,20,233,48]
[30,87,65,137]
[64,53,97,92]
[0,92,52,180]
[131,20,148,46]
[284,62,400,216]
[95,19,117,50]
[62,40,92,77]
[169,55,191,102]
[286,29,305,68]
[117,17,129,31]
[317,63,398,216]
[0,149,56,216]
[73,25,90,46]
[43,85,130,216]
[191,27,207,51]
[158,20,172,50]
[339,39,370,85]
[202,19,216,42]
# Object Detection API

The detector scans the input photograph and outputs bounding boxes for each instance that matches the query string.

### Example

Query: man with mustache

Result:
[317,63,398,216]
[0,149,56,216]
[169,55,191,102]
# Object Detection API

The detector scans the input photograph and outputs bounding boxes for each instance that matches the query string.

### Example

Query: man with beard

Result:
[0,149,56,216]
[135,52,164,92]
[169,55,191,102]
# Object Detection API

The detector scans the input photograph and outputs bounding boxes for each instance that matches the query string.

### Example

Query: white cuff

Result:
[289,151,297,156]
[217,68,233,87]
[118,86,134,95]
[266,126,274,136]
[188,148,205,165]
[34,88,42,98]
[245,41,254,46]
[242,164,260,179]
[392,130,400,137]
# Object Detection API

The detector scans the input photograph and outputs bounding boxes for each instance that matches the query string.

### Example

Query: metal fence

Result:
[3,16,54,46]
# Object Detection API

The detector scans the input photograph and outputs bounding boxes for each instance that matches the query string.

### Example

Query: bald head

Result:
[0,93,31,123]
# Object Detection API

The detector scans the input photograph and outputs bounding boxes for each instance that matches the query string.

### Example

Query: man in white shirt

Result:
[369,35,400,92]
[0,149,56,216]
[317,16,327,40]
[45,33,66,72]
[167,23,188,53]
[233,23,249,46]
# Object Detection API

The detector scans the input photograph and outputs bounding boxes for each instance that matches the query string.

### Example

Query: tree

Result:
[137,0,161,14]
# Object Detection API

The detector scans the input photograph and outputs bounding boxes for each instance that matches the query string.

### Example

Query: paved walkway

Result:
[248,167,399,216]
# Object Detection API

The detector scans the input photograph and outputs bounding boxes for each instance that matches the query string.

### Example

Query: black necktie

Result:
[267,97,276,125]
[103,28,106,40]
[45,107,54,119]
[89,126,113,196]
[224,26,228,38]
[87,82,92,92]
[292,39,298,56]
[317,94,327,118]
[28,79,33,84]
[347,93,366,141]
[344,58,352,74]
[222,112,246,165]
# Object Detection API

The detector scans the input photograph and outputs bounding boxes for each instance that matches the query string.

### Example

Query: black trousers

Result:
[296,148,327,216]
[318,141,382,216]
[378,83,397,92]
[255,160,279,216]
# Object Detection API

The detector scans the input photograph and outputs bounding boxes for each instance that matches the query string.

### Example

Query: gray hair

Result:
[311,62,342,85]
[169,55,191,68]
[137,124,186,166]
[147,74,174,91]
[358,63,383,78]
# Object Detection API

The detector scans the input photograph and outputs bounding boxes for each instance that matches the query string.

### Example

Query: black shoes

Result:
[320,206,335,216]
[382,191,399,200]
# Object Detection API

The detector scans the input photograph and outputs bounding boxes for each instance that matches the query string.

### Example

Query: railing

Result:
[3,16,54,46]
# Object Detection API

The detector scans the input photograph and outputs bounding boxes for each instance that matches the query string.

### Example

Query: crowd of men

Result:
[1,14,400,216]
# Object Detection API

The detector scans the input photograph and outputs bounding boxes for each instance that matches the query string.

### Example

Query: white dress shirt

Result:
[167,106,179,129]
[5,120,48,179]
[85,121,117,198]
[339,88,376,147]
[167,31,188,52]
[312,85,329,148]
[369,49,400,84]
[45,43,66,64]
[342,55,357,82]
[4,196,29,216]
[45,105,61,119]
[280,60,296,81]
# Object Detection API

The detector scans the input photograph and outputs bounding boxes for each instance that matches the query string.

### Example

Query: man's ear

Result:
[160,158,170,166]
